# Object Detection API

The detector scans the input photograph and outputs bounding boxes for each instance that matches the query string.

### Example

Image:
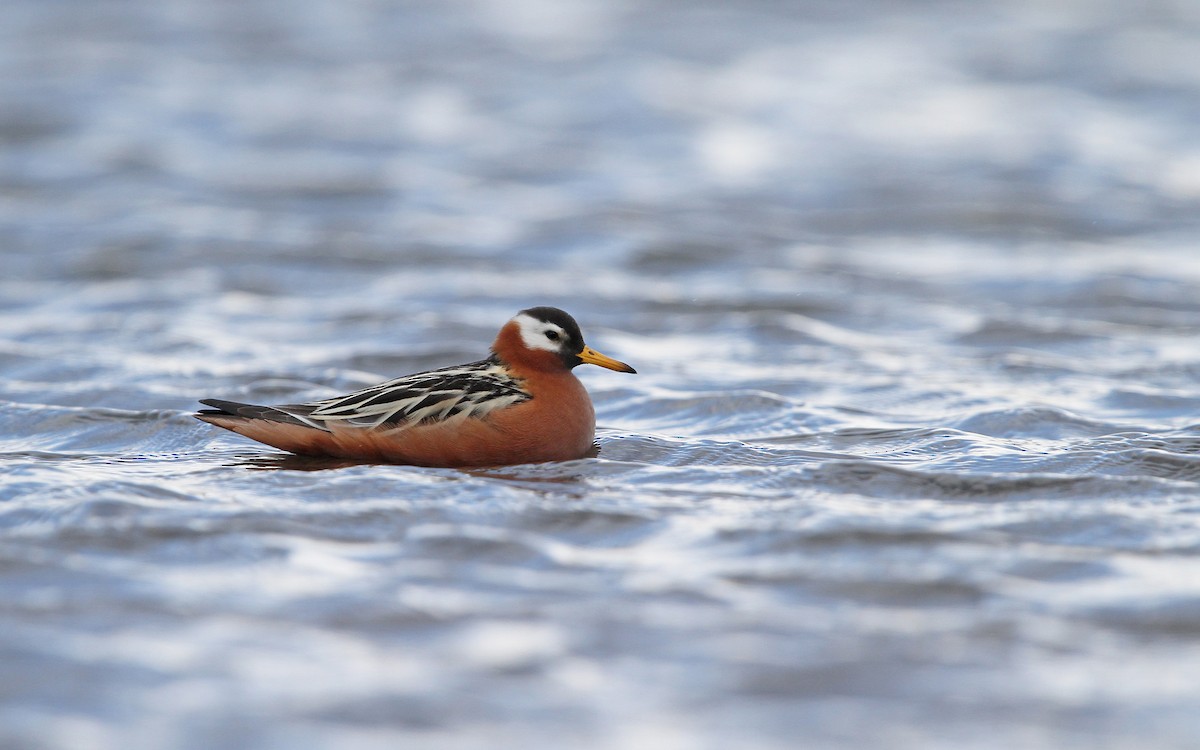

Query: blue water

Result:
[4,1,1200,748]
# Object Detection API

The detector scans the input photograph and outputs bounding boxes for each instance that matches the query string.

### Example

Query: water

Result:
[4,1,1200,748]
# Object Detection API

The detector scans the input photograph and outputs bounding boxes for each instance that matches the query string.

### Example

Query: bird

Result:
[195,306,636,467]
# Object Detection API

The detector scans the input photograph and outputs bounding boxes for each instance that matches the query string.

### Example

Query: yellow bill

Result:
[578,346,636,373]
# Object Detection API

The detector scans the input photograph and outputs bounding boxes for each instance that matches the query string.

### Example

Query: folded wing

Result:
[199,357,531,433]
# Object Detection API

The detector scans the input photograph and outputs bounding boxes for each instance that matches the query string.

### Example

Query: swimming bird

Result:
[195,306,636,467]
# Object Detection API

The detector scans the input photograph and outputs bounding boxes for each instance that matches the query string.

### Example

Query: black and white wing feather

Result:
[272,358,530,432]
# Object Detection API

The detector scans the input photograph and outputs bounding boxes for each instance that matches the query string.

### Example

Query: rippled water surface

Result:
[4,1,1200,748]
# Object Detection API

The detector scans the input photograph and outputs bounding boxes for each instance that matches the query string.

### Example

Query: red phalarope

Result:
[196,307,636,467]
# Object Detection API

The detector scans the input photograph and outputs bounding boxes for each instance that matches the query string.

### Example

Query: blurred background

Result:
[3,1,1200,749]
[7,0,1200,282]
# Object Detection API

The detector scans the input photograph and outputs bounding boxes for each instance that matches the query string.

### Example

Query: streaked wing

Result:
[275,358,530,431]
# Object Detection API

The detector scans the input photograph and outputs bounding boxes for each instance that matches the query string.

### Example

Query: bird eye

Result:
[545,330,560,341]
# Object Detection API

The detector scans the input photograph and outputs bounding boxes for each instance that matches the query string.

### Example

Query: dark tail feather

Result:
[196,398,315,428]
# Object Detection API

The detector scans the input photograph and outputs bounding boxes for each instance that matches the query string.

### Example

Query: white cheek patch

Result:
[514,313,564,353]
